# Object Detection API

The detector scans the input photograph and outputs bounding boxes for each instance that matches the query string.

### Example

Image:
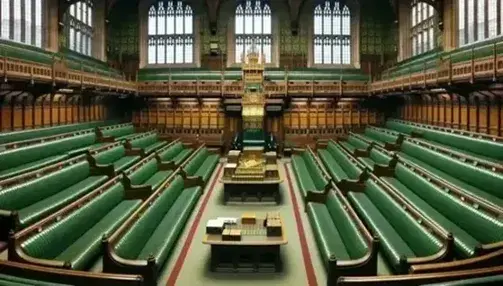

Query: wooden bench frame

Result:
[411,249,503,274]
[178,143,220,189]
[154,139,195,169]
[0,128,96,151]
[348,133,398,177]
[123,131,168,158]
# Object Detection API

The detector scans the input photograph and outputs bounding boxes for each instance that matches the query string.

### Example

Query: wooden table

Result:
[202,216,287,272]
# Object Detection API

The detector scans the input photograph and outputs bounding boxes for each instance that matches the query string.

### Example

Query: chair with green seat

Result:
[381,163,503,258]
[291,147,330,201]
[125,132,168,157]
[122,153,174,199]
[181,145,220,185]
[156,141,193,168]
[104,174,202,285]
[88,142,141,177]
[0,132,99,180]
[306,189,378,285]
[97,123,136,142]
[9,177,142,271]
[338,135,372,157]
[347,177,453,274]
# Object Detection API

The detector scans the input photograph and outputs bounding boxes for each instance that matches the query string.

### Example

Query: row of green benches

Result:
[8,145,220,285]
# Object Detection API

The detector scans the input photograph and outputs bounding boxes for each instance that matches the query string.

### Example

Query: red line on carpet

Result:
[166,164,224,286]
[284,163,318,286]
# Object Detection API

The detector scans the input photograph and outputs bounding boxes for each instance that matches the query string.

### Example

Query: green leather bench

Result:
[0,155,108,239]
[424,274,503,286]
[156,141,193,166]
[62,48,122,77]
[12,178,142,271]
[382,164,503,258]
[98,123,136,142]
[0,274,69,286]
[317,141,366,186]
[364,126,403,146]
[126,132,168,156]
[348,178,449,274]
[104,175,202,285]
[358,148,396,175]
[306,190,376,284]
[122,154,174,198]
[0,132,99,180]
[138,68,242,81]
[339,135,371,156]
[182,146,220,183]
[291,148,330,199]
[399,141,503,207]
[0,121,105,145]
[385,120,418,135]
[88,144,141,177]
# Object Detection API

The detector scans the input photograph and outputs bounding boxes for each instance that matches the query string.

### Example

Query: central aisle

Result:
[158,159,327,286]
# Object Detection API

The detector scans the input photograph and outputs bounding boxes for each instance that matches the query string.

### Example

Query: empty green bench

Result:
[291,148,330,199]
[348,178,451,274]
[156,141,193,167]
[88,143,141,177]
[182,146,220,183]
[0,132,99,180]
[122,153,173,198]
[0,155,108,240]
[357,147,397,177]
[307,190,377,284]
[98,123,136,142]
[11,178,141,271]
[0,274,69,286]
[399,141,503,207]
[104,175,202,285]
[382,164,503,258]
[339,135,371,156]
[364,126,403,147]
[126,132,167,156]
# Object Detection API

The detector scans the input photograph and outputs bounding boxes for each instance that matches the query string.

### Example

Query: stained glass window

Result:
[411,1,436,56]
[66,0,93,56]
[313,1,351,65]
[0,0,43,47]
[459,0,503,46]
[235,1,272,63]
[148,1,193,64]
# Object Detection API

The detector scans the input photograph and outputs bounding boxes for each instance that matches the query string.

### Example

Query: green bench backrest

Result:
[184,148,208,176]
[369,149,392,165]
[0,274,68,286]
[131,133,158,149]
[348,135,370,150]
[0,133,96,171]
[102,125,135,138]
[21,182,124,259]
[365,127,398,143]
[129,159,159,185]
[394,164,503,244]
[401,141,503,197]
[385,121,416,134]
[365,179,443,256]
[159,142,184,161]
[0,161,91,210]
[325,191,368,259]
[115,175,185,259]
[94,146,126,165]
[301,151,328,189]
[327,142,362,179]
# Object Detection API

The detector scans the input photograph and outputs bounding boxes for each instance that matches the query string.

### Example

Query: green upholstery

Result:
[129,133,167,154]
[348,179,444,273]
[400,141,503,204]
[93,145,140,173]
[364,127,399,144]
[0,274,69,286]
[0,133,98,179]
[388,164,503,257]
[326,141,364,180]
[67,142,108,157]
[0,121,105,145]
[101,124,135,140]
[243,129,265,147]
[291,150,328,198]
[127,158,173,190]
[61,48,122,77]
[422,140,501,164]
[318,149,349,183]
[115,175,201,270]
[0,161,107,227]
[385,120,417,135]
[158,142,193,165]
[346,135,371,151]
[424,274,503,286]
[183,148,220,182]
[307,191,369,269]
[21,182,141,270]
[360,149,393,170]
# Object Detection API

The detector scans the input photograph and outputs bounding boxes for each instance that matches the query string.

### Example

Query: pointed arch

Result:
[0,0,44,47]
[65,0,93,56]
[235,0,272,63]
[458,0,503,46]
[411,1,436,56]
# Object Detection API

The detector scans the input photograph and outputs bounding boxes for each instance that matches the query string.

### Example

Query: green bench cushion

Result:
[318,149,349,182]
[365,127,398,144]
[301,151,328,190]
[144,141,167,154]
[347,135,370,150]
[94,146,126,165]
[67,142,108,157]
[292,155,317,197]
[360,157,375,170]
[327,142,363,179]
[172,148,193,165]
[137,187,202,265]
[18,175,108,227]
[113,156,140,173]
[101,125,135,139]
[0,154,68,180]
[0,274,69,286]
[55,199,141,270]
[194,154,220,182]
[421,140,502,164]
[339,141,356,153]
[385,120,416,134]
[158,142,184,162]
[128,159,159,185]
[144,170,173,190]
[382,176,480,258]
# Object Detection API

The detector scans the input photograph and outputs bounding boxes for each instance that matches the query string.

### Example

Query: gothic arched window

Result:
[148,1,193,64]
[66,0,93,56]
[235,0,272,63]
[313,1,351,65]
[411,1,436,56]
[0,0,43,47]
[458,0,503,46]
